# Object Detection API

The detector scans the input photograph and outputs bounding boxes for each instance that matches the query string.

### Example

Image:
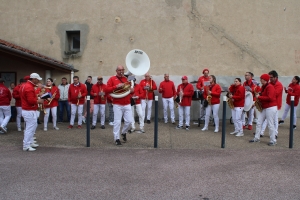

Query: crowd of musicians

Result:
[0,67,299,150]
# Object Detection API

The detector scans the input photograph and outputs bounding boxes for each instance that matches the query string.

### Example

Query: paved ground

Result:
[1,119,300,199]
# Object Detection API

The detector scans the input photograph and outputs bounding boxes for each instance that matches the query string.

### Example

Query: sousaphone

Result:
[110,49,150,98]
[244,91,253,112]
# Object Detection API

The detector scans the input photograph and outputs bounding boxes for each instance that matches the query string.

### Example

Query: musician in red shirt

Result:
[229,78,246,137]
[105,65,134,145]
[68,76,87,129]
[201,75,222,133]
[175,76,194,130]
[20,73,44,151]
[158,73,176,124]
[91,76,107,129]
[12,78,26,132]
[0,78,12,133]
[250,74,277,146]
[130,78,144,133]
[279,76,300,129]
[140,73,157,124]
[43,78,60,131]
[196,68,210,119]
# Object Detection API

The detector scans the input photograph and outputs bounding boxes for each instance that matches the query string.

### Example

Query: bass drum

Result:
[244,91,253,112]
[192,90,203,101]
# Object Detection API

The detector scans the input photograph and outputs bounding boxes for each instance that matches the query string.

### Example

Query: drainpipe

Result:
[71,71,74,83]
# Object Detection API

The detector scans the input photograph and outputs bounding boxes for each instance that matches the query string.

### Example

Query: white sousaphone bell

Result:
[244,91,253,112]
[110,49,150,98]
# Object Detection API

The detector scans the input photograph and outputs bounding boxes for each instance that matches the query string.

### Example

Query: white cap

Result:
[30,73,42,80]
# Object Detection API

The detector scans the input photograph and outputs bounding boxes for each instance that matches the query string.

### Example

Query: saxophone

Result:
[226,92,235,109]
[254,87,263,112]
[77,90,81,106]
[206,85,212,105]
[48,89,57,105]
[101,88,105,101]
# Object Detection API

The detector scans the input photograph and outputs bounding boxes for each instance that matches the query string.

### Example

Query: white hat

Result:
[30,73,42,80]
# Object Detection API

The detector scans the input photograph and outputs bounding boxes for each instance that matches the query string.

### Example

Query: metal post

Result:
[86,95,90,147]
[289,96,294,148]
[221,96,227,148]
[154,96,158,148]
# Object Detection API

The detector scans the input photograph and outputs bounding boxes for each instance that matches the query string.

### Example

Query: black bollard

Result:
[86,95,90,147]
[154,96,158,148]
[221,96,227,148]
[289,96,294,148]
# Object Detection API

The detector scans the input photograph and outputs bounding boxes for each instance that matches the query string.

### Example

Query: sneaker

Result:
[147,120,151,124]
[31,143,39,148]
[164,121,168,124]
[17,128,22,132]
[91,125,96,130]
[176,125,183,129]
[0,130,5,134]
[44,128,47,131]
[101,125,105,129]
[0,126,7,133]
[201,127,208,131]
[130,128,135,132]
[253,118,258,124]
[33,136,36,140]
[185,126,189,131]
[23,147,36,151]
[82,116,86,124]
[214,128,219,133]
[53,127,59,130]
[236,132,244,137]
[248,125,252,130]
[278,120,284,125]
[230,131,238,135]
[115,139,122,146]
[77,125,82,129]
[293,125,296,130]
[68,125,73,129]
[121,133,127,142]
[249,138,260,143]
[243,125,246,129]
[268,141,277,146]
[172,121,175,124]
[140,129,145,133]
[109,122,114,126]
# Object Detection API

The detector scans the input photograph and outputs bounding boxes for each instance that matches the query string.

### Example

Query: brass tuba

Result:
[110,49,150,98]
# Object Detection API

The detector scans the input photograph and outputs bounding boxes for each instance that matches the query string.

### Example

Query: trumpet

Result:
[77,90,81,106]
[48,90,57,105]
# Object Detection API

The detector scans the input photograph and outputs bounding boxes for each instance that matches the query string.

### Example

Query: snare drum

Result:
[192,90,203,101]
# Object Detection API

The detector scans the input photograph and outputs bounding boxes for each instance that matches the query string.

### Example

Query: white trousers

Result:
[254,106,277,143]
[162,97,175,123]
[204,104,220,129]
[113,104,132,140]
[281,103,297,125]
[131,104,144,130]
[242,107,254,126]
[70,104,83,126]
[44,107,57,128]
[0,105,11,128]
[178,106,190,127]
[16,107,22,129]
[261,110,278,136]
[141,99,153,121]
[93,104,106,126]
[231,107,244,133]
[22,110,38,148]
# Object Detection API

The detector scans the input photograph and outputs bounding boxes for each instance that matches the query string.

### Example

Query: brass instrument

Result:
[206,85,212,105]
[48,89,57,105]
[101,88,105,101]
[254,87,263,112]
[226,92,234,109]
[77,90,81,106]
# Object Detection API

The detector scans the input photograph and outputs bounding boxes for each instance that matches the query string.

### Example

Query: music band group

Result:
[0,66,299,150]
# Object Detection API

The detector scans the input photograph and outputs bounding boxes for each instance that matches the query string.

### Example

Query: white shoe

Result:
[23,147,36,151]
[33,137,36,140]
[0,126,7,133]
[140,129,145,133]
[214,128,219,133]
[44,128,47,131]
[230,131,238,135]
[236,132,244,137]
[131,128,135,132]
[31,143,39,148]
[82,116,86,124]
[201,127,208,131]
[164,121,168,124]
[17,128,22,132]
[109,122,114,126]
[53,127,59,130]
[32,140,37,144]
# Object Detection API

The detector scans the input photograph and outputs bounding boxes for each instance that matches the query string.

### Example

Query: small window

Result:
[66,31,80,53]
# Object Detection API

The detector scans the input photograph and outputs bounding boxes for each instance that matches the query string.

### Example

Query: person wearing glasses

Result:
[105,65,134,146]
[91,76,107,129]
